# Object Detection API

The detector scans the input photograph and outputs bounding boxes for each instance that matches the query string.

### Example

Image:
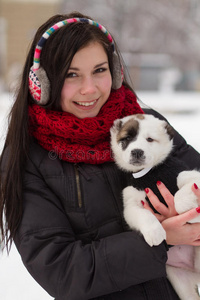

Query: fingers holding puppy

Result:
[144,181,178,221]
[141,198,164,222]
[144,182,200,222]
[162,207,200,246]
[192,183,200,206]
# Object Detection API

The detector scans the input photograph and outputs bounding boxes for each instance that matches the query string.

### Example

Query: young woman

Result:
[1,11,200,300]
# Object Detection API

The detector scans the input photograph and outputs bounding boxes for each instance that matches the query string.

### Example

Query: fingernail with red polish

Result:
[141,200,145,206]
[196,207,200,213]
[194,183,198,190]
[145,188,149,194]
[157,181,162,186]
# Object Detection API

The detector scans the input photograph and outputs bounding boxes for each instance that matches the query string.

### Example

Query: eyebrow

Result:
[95,62,109,68]
[68,61,109,71]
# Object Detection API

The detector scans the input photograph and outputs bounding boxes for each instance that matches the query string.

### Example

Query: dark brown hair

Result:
[0,11,132,251]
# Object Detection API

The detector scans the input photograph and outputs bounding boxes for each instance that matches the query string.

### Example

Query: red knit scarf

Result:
[29,85,144,164]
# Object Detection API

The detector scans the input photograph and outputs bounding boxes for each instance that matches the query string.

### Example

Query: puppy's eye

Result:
[121,135,131,142]
[146,137,154,142]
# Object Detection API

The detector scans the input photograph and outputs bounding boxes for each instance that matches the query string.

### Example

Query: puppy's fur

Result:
[110,114,200,300]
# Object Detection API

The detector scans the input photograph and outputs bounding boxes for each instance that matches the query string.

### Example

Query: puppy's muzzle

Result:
[130,149,145,164]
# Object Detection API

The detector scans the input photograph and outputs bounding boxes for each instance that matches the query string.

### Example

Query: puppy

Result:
[110,113,200,300]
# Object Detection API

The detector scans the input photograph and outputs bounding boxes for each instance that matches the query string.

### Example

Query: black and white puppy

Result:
[110,113,200,300]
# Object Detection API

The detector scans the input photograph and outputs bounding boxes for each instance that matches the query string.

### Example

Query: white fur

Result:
[175,170,200,223]
[110,114,200,300]
[110,114,173,173]
[123,186,166,246]
[166,265,200,300]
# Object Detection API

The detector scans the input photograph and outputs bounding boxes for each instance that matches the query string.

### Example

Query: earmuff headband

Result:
[32,18,115,72]
[29,17,122,105]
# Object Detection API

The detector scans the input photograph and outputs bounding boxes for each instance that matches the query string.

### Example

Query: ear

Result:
[163,122,175,140]
[110,119,122,134]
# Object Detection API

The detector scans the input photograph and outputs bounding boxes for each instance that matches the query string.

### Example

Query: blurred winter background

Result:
[0,0,200,299]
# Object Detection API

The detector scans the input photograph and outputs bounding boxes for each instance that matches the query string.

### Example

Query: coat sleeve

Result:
[14,154,168,300]
[144,108,200,169]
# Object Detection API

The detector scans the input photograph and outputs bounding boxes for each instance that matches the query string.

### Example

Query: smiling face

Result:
[60,42,112,119]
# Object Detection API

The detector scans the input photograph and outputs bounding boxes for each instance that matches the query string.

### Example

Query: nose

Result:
[131,149,144,159]
[80,76,97,95]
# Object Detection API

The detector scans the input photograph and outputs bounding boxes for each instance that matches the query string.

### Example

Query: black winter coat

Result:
[13,109,200,300]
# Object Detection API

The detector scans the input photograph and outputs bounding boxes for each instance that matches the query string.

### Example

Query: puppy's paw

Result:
[123,186,146,206]
[141,221,166,247]
[177,170,200,189]
[174,183,200,223]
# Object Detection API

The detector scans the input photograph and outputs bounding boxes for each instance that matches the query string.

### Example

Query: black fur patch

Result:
[117,119,139,150]
[165,123,175,140]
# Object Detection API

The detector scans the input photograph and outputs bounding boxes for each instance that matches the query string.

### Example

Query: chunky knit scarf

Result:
[29,85,144,164]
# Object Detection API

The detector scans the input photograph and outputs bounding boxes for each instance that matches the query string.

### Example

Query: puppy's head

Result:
[110,114,174,172]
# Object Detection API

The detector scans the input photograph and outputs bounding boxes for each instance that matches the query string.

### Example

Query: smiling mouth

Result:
[74,99,98,107]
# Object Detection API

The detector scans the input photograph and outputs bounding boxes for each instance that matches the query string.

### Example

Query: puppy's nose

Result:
[131,149,144,159]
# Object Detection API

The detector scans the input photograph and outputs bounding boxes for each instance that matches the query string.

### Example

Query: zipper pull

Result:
[74,164,82,208]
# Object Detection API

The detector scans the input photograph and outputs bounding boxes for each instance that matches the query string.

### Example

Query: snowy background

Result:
[1,0,200,298]
[0,91,200,299]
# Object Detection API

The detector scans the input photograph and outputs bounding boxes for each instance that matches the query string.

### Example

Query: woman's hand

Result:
[143,182,200,246]
[162,207,200,245]
[143,181,178,222]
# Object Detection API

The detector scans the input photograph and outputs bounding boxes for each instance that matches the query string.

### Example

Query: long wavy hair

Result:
[0,11,134,251]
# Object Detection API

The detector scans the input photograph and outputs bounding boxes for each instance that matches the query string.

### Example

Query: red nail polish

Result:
[141,200,145,206]
[194,183,198,190]
[196,207,200,213]
[145,188,149,194]
[157,181,161,186]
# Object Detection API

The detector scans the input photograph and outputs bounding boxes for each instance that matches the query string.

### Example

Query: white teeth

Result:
[75,100,97,107]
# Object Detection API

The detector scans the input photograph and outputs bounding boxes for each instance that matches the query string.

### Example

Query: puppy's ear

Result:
[110,119,122,134]
[164,122,175,140]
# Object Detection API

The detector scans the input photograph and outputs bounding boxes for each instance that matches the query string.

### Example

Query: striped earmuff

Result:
[28,18,123,105]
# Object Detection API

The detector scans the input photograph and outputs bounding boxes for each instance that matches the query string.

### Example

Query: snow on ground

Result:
[0,91,200,299]
[0,94,53,299]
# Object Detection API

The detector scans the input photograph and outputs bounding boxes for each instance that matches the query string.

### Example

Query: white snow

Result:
[0,91,200,299]
[137,91,200,153]
[0,97,52,299]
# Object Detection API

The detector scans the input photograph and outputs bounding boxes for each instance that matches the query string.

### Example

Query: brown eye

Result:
[66,72,77,78]
[124,135,132,141]
[147,137,154,142]
[95,67,107,73]
[120,135,132,150]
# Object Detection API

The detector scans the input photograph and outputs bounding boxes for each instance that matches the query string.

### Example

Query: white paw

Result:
[123,186,146,207]
[177,170,200,189]
[174,183,200,223]
[141,220,166,247]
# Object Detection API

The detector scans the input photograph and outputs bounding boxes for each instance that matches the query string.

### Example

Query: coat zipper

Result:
[74,164,82,208]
